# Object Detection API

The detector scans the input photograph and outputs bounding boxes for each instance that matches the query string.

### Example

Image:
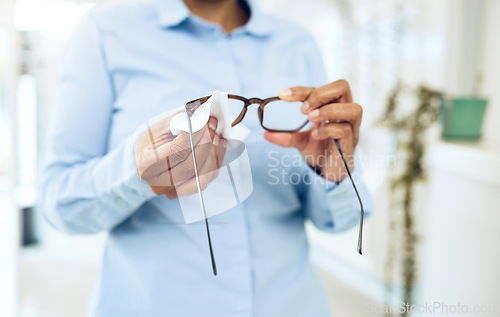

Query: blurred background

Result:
[0,0,499,316]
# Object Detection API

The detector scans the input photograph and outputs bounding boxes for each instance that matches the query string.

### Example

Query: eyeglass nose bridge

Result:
[231,98,265,127]
[247,97,265,105]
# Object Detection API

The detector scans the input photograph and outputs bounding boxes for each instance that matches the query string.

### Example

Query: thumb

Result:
[278,86,314,102]
[263,131,308,151]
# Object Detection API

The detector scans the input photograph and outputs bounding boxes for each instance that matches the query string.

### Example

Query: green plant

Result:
[378,84,443,315]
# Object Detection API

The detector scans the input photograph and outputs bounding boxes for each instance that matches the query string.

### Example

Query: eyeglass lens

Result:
[227,98,308,131]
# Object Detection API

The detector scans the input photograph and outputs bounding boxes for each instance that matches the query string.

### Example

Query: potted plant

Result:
[378,84,443,314]
[440,75,488,140]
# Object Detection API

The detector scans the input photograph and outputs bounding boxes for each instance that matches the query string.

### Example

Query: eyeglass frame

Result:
[186,94,309,133]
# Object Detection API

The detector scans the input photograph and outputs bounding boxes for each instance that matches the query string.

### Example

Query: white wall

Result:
[421,144,500,316]
[446,0,500,142]
[481,0,500,142]
[0,0,19,316]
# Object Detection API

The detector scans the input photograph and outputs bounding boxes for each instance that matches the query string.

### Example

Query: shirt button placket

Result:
[215,31,254,317]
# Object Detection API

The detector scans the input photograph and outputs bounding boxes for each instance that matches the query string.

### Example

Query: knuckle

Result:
[310,90,329,106]
[309,89,321,103]
[336,79,349,89]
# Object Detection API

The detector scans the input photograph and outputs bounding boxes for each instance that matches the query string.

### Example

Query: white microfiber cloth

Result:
[169,90,250,141]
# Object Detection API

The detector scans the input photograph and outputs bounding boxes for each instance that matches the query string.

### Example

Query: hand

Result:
[263,80,362,183]
[135,116,227,199]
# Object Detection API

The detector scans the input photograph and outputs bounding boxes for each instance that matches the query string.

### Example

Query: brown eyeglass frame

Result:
[186,94,309,133]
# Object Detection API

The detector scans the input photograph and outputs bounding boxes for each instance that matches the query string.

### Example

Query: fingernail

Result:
[208,120,217,131]
[279,88,292,97]
[309,109,319,120]
[301,101,310,113]
[213,135,219,146]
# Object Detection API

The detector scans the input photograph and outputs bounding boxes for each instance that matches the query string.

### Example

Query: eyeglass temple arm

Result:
[184,108,218,275]
[333,139,364,255]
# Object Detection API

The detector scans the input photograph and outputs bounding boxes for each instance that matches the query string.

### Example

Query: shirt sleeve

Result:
[297,33,375,232]
[39,11,156,235]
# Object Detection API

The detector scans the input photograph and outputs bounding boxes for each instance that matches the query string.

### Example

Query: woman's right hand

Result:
[134,116,227,199]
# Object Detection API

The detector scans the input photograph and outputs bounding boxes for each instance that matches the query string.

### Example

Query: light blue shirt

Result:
[40,0,374,316]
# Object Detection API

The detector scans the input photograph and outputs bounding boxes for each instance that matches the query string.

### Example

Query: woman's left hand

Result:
[263,80,362,183]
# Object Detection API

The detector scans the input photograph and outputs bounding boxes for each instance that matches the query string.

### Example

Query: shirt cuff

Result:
[305,158,367,231]
[305,162,355,194]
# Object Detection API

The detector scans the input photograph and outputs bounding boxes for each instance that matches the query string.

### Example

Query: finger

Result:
[172,169,216,197]
[172,143,222,197]
[313,124,355,164]
[142,111,183,149]
[164,189,178,199]
[135,109,185,166]
[185,136,226,182]
[138,119,220,186]
[137,131,201,179]
[135,129,176,179]
[308,103,362,123]
[137,126,215,184]
[139,140,201,185]
[164,139,227,199]
[145,130,214,186]
[136,150,170,182]
[213,137,227,169]
[278,86,314,102]
[165,127,209,167]
[150,185,172,196]
[177,142,227,196]
[263,130,310,152]
[163,129,225,186]
[142,156,175,187]
[311,123,356,171]
[207,117,218,138]
[137,112,212,190]
[196,137,224,178]
[303,79,353,113]
[168,138,227,198]
[311,122,353,141]
[163,183,181,199]
[163,140,214,186]
[308,102,362,138]
[163,123,213,169]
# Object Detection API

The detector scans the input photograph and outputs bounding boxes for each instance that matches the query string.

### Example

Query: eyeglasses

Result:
[185,94,365,276]
[186,94,309,132]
